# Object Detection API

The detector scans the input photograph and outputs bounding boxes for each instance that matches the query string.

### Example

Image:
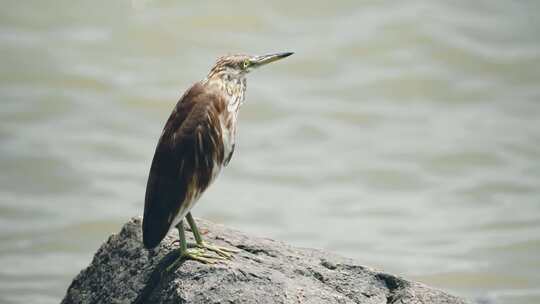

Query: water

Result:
[1,0,540,303]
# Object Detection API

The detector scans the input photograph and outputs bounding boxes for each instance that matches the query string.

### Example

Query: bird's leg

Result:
[186,212,239,258]
[166,221,219,272]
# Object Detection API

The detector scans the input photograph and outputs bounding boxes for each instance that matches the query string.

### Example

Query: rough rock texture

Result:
[62,217,469,304]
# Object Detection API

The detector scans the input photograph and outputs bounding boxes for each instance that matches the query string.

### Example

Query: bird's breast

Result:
[219,111,237,163]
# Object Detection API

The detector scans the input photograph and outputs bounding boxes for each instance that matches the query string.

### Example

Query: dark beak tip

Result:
[282,52,294,57]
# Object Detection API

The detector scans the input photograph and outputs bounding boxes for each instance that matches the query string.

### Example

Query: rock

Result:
[62,217,469,304]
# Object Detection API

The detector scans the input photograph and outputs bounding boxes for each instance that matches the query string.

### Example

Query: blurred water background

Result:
[1,0,540,303]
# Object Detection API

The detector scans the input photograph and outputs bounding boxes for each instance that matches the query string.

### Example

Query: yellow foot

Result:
[166,248,225,273]
[197,241,239,259]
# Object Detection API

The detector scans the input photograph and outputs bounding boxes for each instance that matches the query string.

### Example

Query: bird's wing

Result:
[142,83,226,249]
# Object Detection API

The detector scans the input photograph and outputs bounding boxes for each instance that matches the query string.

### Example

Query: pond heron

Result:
[142,52,294,265]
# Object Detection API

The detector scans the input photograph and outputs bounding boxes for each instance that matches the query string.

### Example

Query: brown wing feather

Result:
[142,83,226,249]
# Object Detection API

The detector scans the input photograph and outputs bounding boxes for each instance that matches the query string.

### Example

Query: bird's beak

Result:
[250,52,294,69]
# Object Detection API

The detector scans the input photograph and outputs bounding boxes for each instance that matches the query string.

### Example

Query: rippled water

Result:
[1,1,540,303]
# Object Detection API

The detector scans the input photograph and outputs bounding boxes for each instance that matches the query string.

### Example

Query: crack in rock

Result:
[236,244,277,257]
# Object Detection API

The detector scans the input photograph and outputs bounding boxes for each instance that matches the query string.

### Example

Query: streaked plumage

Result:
[142,52,293,250]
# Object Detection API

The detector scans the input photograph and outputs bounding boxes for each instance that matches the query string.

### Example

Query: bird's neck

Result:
[203,73,247,113]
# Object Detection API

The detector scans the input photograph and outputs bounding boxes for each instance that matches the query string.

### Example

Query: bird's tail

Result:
[142,193,178,249]
[142,210,173,249]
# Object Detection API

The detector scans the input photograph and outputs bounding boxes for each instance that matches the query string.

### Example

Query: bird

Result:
[142,52,293,265]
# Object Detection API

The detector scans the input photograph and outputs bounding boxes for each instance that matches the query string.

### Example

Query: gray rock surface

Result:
[62,217,469,304]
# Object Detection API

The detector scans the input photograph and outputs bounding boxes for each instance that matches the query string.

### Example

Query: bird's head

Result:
[207,52,294,81]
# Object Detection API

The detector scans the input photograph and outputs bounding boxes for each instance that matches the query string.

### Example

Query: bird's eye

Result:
[243,60,250,69]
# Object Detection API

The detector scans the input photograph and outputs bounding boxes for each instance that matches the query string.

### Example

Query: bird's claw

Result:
[166,248,226,273]
[197,241,239,259]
